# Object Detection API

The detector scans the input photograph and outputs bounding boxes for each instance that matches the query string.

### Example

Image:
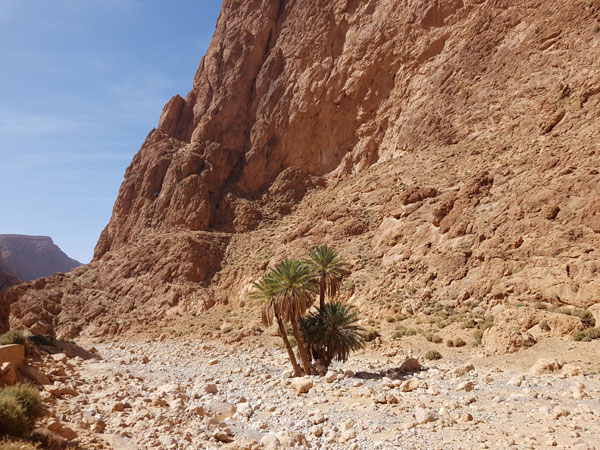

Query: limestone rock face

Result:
[4,0,600,339]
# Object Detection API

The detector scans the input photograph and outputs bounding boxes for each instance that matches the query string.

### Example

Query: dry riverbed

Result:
[38,338,600,449]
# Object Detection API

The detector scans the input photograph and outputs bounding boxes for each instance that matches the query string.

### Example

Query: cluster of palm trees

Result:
[250,245,365,376]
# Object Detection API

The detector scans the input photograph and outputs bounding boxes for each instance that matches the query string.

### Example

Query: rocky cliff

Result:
[4,0,600,343]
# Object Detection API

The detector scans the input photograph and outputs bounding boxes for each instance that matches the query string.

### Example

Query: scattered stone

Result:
[561,364,583,377]
[291,377,313,395]
[325,370,337,383]
[529,359,563,376]
[310,425,323,437]
[458,413,474,423]
[259,434,281,450]
[415,407,437,424]
[51,353,68,364]
[456,381,475,392]
[507,376,523,387]
[112,402,125,412]
[453,364,475,377]
[205,383,218,394]
[19,364,52,385]
[399,358,422,373]
[400,377,422,392]
[276,431,309,448]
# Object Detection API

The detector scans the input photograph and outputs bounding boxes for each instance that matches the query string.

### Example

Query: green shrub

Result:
[425,350,442,360]
[461,319,477,329]
[472,315,494,346]
[572,309,595,328]
[0,384,44,422]
[27,335,56,347]
[454,337,466,347]
[573,327,600,342]
[0,331,25,346]
[0,397,29,438]
[472,329,484,346]
[425,333,442,344]
[391,326,417,339]
[363,329,381,342]
[0,439,38,450]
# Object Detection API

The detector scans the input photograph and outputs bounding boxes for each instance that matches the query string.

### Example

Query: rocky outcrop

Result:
[5,0,600,339]
[0,235,81,282]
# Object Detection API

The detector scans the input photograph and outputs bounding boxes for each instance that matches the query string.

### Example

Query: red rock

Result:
[3,0,600,346]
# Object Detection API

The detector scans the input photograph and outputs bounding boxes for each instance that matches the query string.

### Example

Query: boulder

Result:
[482,326,536,353]
[205,383,218,394]
[0,344,25,367]
[291,377,313,395]
[325,371,337,383]
[259,433,281,450]
[456,381,475,392]
[0,362,16,385]
[528,359,564,376]
[414,407,437,424]
[47,420,78,440]
[276,431,309,448]
[400,377,422,392]
[206,401,236,418]
[51,353,68,363]
[398,358,422,373]
[19,365,52,385]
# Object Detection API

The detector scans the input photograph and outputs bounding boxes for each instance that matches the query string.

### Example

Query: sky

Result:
[0,0,222,263]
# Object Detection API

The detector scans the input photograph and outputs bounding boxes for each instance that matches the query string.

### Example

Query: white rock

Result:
[507,376,523,387]
[291,377,313,395]
[325,371,337,383]
[414,407,437,424]
[310,425,323,437]
[260,433,281,450]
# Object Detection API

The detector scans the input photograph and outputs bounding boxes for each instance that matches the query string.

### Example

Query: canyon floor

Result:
[38,336,600,450]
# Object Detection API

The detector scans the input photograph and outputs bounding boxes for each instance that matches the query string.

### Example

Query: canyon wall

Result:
[3,0,599,340]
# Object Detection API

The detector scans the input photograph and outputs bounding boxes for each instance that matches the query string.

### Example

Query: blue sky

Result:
[0,1,222,263]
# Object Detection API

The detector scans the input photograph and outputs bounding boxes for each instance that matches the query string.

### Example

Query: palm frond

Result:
[300,301,365,363]
[306,245,350,301]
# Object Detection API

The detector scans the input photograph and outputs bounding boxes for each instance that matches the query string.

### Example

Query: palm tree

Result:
[251,273,302,376]
[267,259,317,375]
[306,245,350,311]
[300,301,365,369]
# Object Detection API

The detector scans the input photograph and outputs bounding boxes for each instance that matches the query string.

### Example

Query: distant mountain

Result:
[0,235,82,283]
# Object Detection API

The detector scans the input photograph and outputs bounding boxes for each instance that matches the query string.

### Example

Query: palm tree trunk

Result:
[319,275,326,311]
[291,319,312,375]
[276,313,302,376]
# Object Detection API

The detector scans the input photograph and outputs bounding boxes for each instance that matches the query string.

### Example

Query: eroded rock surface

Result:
[4,0,600,339]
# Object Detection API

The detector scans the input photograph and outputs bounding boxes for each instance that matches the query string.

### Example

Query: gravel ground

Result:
[40,339,600,449]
